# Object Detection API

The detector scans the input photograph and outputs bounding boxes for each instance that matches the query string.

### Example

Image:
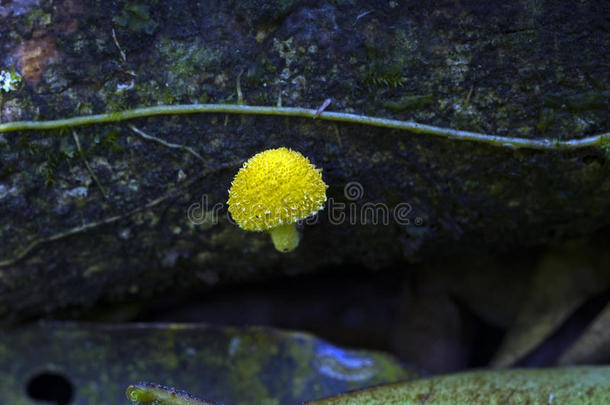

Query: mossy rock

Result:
[0,0,608,323]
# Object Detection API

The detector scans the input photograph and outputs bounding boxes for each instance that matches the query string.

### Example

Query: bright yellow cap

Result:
[227,147,328,231]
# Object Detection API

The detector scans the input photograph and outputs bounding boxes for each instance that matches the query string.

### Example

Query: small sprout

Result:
[0,69,22,93]
[126,382,219,405]
[314,98,332,119]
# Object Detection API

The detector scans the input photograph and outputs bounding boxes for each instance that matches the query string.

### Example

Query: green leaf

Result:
[306,367,610,405]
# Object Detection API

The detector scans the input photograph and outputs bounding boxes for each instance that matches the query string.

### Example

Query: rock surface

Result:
[0,0,608,321]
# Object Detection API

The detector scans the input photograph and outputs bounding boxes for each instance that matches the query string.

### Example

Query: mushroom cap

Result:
[228,147,328,231]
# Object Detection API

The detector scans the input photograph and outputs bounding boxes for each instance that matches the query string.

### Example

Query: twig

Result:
[236,69,244,105]
[112,28,127,65]
[128,124,205,163]
[0,104,608,151]
[112,28,136,78]
[72,130,108,198]
[353,10,374,26]
[0,160,241,268]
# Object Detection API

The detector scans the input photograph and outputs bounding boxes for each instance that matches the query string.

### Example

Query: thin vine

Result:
[1,103,608,266]
[0,104,608,150]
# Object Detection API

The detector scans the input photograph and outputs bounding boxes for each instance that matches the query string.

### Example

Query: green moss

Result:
[382,94,434,111]
[536,108,554,134]
[135,37,222,103]
[135,80,176,104]
[544,90,610,112]
[11,132,79,186]
[489,182,504,196]
[112,3,158,35]
[361,34,409,90]
[92,129,124,153]
[362,60,408,90]
[393,28,418,55]
[25,8,52,30]
[156,38,221,78]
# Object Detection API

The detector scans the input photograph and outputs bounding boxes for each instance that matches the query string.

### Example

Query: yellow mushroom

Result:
[227,147,328,252]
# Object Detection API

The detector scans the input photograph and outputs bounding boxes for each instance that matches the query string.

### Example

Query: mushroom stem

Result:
[268,223,300,253]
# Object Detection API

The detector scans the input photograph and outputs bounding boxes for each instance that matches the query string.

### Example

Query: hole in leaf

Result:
[26,371,74,405]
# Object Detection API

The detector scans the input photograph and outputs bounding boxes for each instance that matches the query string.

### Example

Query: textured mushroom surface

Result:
[228,147,327,231]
